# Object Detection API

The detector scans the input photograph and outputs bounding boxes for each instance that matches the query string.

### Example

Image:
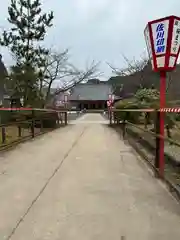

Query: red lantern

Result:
[144,15,180,178]
[144,15,180,72]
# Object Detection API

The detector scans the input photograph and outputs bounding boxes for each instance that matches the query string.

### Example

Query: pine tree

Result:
[0,0,54,105]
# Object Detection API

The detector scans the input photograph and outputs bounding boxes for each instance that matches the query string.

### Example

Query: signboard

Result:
[108,94,114,102]
[111,94,115,102]
[107,100,113,107]
[108,94,112,101]
[64,94,68,103]
[55,100,63,107]
[144,15,180,72]
[107,100,111,107]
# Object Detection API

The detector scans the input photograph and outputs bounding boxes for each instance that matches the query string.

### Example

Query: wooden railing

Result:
[109,108,180,201]
[0,108,68,151]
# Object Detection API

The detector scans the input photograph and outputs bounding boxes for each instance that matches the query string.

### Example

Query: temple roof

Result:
[69,83,113,101]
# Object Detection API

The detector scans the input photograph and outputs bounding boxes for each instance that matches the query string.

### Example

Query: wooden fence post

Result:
[64,112,68,125]
[109,109,112,125]
[18,125,22,137]
[1,127,6,144]
[31,110,35,138]
[122,119,126,138]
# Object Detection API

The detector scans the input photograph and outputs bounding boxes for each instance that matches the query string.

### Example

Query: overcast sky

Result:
[1,0,180,80]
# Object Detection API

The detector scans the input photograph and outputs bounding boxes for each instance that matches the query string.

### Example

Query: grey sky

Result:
[1,0,180,80]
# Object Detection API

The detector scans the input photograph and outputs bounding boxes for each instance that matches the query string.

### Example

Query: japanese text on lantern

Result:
[155,23,165,54]
[171,20,180,54]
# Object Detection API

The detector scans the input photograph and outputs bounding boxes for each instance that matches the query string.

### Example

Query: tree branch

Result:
[38,48,100,106]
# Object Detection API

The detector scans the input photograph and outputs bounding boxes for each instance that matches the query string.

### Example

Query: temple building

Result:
[69,82,116,110]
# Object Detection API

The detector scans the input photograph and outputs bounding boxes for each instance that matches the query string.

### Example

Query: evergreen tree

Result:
[9,64,40,106]
[0,0,54,105]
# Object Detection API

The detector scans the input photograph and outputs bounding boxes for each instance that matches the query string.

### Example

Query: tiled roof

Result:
[69,83,113,101]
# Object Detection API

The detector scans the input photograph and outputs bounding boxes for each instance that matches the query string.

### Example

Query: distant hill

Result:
[108,62,180,100]
[87,79,107,84]
[87,79,101,84]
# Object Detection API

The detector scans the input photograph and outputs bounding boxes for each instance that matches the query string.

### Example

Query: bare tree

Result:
[54,60,100,94]
[107,52,173,93]
[39,49,101,105]
[107,52,149,77]
[38,49,70,102]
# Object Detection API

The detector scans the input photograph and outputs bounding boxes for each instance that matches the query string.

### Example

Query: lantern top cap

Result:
[147,15,180,25]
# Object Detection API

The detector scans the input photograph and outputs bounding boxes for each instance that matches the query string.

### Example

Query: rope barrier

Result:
[0,107,179,112]
[159,108,180,112]
[0,108,32,111]
[111,108,180,112]
[0,108,67,112]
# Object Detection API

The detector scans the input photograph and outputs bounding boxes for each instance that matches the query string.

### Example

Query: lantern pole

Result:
[159,71,166,178]
[144,15,180,177]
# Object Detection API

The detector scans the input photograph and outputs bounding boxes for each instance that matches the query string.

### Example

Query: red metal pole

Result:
[159,71,166,178]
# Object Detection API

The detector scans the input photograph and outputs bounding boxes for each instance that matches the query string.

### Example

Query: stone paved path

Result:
[0,114,180,240]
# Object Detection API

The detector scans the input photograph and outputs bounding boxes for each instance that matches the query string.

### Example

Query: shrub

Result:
[41,112,58,128]
[0,111,14,124]
[175,113,180,121]
[114,98,142,123]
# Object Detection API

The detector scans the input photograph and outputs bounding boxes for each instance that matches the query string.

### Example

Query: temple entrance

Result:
[78,101,106,110]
